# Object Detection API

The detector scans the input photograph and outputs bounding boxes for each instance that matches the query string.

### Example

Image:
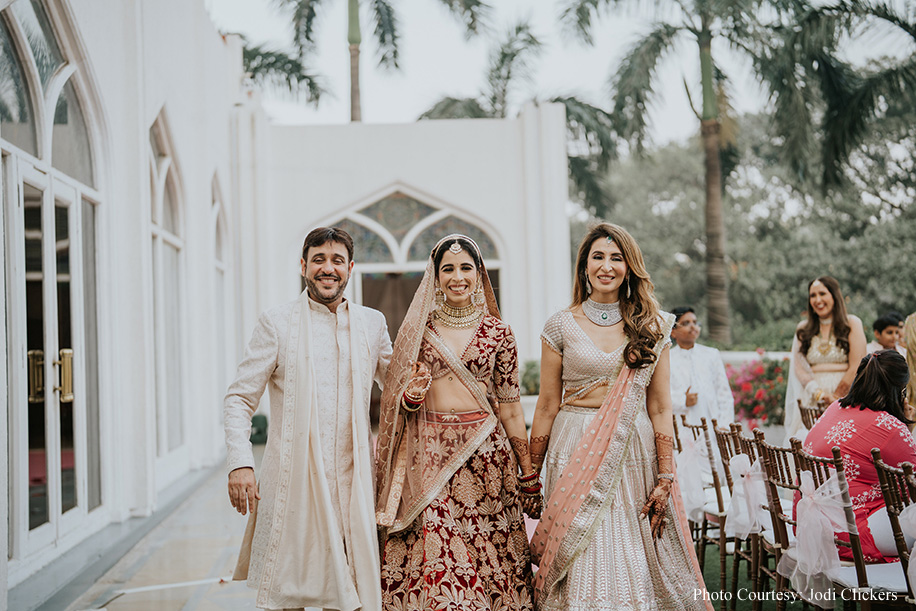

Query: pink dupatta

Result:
[530,358,711,609]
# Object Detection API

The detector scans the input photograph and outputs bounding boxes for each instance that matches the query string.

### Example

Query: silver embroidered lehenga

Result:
[375,235,534,611]
[531,310,711,611]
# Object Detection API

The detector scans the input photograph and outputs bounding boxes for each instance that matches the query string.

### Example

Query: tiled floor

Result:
[67,448,266,611]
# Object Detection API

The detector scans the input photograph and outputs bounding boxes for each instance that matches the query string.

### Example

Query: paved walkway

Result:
[67,449,264,611]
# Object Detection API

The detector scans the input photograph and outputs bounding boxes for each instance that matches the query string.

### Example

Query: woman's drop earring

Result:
[626,276,632,300]
[435,285,445,308]
[472,284,485,308]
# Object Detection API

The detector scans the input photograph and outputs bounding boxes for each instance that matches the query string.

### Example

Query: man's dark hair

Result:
[671,306,695,323]
[873,314,899,333]
[886,311,906,325]
[839,350,911,424]
[302,227,354,262]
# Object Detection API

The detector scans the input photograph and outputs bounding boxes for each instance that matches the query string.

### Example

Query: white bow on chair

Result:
[677,435,708,523]
[777,470,847,607]
[725,454,767,539]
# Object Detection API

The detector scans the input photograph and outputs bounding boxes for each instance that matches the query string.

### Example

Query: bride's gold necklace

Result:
[435,302,482,329]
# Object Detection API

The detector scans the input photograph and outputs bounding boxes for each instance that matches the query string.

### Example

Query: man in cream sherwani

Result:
[224,227,392,611]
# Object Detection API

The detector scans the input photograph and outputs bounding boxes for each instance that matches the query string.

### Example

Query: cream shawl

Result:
[235,292,380,610]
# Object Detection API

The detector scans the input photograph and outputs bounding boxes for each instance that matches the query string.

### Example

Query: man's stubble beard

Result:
[305,273,349,305]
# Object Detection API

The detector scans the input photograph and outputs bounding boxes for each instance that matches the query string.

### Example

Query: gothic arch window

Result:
[1,0,103,573]
[318,191,502,336]
[149,115,185,457]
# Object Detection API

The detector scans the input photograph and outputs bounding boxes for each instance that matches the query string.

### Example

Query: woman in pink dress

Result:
[801,349,916,562]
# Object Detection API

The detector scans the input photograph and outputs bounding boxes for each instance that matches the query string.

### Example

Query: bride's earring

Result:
[472,284,484,308]
[435,284,445,308]
[626,275,632,300]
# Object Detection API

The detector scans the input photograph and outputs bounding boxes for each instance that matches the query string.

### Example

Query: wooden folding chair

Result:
[673,412,683,453]
[713,420,757,611]
[681,415,731,611]
[872,448,916,608]
[798,398,827,431]
[794,443,912,610]
[756,431,806,611]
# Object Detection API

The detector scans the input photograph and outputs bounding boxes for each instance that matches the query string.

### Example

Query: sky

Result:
[207,0,910,146]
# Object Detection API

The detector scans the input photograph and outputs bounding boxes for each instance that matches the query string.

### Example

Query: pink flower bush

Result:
[726,355,789,429]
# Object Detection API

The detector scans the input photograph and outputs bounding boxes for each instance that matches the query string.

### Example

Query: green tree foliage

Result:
[583,109,916,350]
[419,21,618,216]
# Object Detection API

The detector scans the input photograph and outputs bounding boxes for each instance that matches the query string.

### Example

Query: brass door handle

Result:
[28,349,44,403]
[55,349,74,403]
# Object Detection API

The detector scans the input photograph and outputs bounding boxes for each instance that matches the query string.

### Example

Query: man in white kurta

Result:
[669,307,734,426]
[224,228,392,611]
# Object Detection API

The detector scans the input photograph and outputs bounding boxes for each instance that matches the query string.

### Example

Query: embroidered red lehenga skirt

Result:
[380,411,534,610]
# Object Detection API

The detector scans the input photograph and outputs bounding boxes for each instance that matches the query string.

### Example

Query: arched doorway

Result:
[1,0,103,570]
[313,191,503,425]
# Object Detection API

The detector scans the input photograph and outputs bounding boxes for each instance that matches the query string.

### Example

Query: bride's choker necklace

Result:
[583,298,622,326]
[436,301,481,329]
[819,316,833,325]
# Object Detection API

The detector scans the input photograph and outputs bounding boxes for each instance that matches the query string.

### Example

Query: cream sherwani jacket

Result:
[225,292,392,610]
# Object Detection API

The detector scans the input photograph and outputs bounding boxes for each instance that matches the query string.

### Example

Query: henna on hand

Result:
[509,435,536,478]
[529,434,550,473]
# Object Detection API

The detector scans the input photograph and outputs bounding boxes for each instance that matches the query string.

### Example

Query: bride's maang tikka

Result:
[448,241,462,255]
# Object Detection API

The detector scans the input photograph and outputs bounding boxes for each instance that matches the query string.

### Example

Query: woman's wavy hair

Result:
[572,223,662,369]
[797,276,851,355]
[839,350,911,425]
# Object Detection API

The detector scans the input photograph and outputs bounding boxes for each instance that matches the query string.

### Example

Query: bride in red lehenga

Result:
[375,234,541,611]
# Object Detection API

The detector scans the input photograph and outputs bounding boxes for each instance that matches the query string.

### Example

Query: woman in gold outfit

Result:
[528,223,711,611]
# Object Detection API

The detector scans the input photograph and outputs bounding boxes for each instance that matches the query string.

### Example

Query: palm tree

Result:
[561,0,798,344]
[273,0,491,122]
[420,21,618,217]
[749,0,916,188]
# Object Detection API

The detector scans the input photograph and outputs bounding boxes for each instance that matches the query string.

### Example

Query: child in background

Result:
[867,314,907,357]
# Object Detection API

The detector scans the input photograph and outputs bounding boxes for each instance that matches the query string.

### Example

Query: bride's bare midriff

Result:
[425,376,489,413]
[564,383,611,409]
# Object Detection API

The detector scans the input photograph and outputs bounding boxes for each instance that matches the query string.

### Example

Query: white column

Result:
[1,145,10,611]
[518,102,571,363]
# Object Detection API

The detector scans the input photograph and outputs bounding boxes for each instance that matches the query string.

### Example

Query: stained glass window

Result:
[0,19,38,155]
[359,192,437,241]
[334,219,393,263]
[407,216,498,261]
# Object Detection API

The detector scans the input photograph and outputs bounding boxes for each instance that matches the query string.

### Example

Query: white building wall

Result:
[263,103,571,364]
[3,0,263,592]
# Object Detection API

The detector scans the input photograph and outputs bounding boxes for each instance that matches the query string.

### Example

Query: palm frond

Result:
[418,96,492,119]
[559,0,603,45]
[273,0,324,58]
[568,154,611,216]
[371,0,400,68]
[821,55,916,185]
[854,1,916,42]
[609,22,682,153]
[435,0,492,37]
[485,21,542,118]
[552,95,617,170]
[242,43,325,105]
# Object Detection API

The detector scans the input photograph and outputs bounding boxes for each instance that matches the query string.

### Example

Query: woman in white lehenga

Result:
[528,223,711,611]
[783,276,867,441]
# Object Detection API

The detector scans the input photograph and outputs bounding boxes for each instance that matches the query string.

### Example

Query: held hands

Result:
[640,479,673,538]
[518,471,543,519]
[228,467,260,515]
